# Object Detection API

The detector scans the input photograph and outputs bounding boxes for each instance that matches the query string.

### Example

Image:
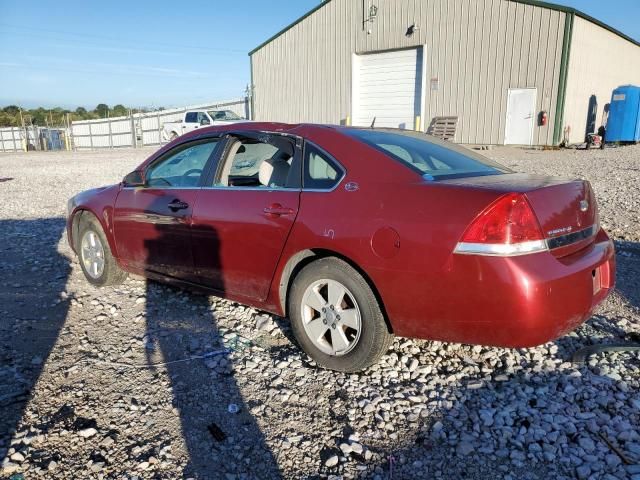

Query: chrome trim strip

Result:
[454,240,548,256]
[201,186,298,192]
[121,186,203,190]
[122,185,345,193]
[547,225,595,250]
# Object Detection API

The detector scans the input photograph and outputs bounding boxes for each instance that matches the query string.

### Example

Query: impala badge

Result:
[345,182,359,192]
[579,200,589,212]
[548,226,572,236]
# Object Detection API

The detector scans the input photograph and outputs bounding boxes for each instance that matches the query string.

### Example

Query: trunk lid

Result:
[442,174,598,256]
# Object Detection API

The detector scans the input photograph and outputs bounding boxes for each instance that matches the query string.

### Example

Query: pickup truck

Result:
[162,109,247,141]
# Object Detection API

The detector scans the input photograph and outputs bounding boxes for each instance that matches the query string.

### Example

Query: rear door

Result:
[191,132,302,301]
[113,137,221,280]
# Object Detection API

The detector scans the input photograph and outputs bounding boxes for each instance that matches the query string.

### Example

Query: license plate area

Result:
[592,267,602,294]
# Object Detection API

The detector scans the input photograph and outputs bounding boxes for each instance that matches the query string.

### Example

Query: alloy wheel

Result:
[80,230,105,279]
[300,279,362,356]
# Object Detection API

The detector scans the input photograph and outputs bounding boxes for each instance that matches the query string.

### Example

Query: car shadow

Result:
[0,218,71,463]
[143,221,281,479]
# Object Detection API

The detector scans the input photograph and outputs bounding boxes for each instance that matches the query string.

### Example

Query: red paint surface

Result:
[67,123,616,348]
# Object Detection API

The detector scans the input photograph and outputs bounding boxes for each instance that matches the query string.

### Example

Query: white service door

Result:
[353,48,423,129]
[505,88,537,145]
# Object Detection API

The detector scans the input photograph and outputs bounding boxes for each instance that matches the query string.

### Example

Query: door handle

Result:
[264,203,294,216]
[168,199,189,211]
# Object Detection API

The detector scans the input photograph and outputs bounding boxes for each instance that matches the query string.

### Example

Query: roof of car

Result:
[187,122,435,137]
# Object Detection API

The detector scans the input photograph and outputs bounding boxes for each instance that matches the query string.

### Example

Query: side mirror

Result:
[123,170,145,187]
[200,118,210,126]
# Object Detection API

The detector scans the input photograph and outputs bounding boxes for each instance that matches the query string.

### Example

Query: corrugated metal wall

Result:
[564,16,640,144]
[251,0,566,145]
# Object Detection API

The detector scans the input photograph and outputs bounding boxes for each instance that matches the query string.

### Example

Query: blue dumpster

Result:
[606,85,640,143]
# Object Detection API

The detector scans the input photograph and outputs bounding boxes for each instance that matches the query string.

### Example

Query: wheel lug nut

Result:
[330,305,335,310]
[336,315,341,321]
[321,307,326,313]
[331,323,336,329]
[323,319,327,325]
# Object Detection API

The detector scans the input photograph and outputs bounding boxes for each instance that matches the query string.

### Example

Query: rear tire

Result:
[77,214,127,287]
[288,257,393,372]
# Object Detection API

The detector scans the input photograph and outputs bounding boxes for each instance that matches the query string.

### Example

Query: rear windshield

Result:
[344,129,510,180]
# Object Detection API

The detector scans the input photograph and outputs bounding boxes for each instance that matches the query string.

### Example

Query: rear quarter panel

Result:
[271,126,506,335]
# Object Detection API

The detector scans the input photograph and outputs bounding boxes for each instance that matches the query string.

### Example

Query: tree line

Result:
[0,104,164,128]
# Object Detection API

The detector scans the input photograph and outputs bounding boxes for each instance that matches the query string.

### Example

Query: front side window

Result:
[344,129,510,180]
[146,139,218,188]
[303,144,343,190]
[215,135,298,189]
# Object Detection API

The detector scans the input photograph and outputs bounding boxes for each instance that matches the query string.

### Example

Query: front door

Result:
[113,137,220,280]
[191,132,301,301]
[505,88,537,145]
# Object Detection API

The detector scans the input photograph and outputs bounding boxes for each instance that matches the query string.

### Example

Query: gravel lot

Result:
[0,144,639,480]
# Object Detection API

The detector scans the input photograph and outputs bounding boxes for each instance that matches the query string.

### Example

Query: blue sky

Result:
[0,0,638,110]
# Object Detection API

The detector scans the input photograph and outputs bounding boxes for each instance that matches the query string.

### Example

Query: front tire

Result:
[77,214,127,287]
[288,257,393,372]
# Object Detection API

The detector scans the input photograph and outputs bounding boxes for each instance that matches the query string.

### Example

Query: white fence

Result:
[70,98,249,150]
[0,126,38,152]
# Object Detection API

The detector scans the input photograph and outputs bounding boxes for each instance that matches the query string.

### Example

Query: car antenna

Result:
[370,117,376,128]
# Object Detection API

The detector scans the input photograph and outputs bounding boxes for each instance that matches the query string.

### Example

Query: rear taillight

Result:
[454,193,548,256]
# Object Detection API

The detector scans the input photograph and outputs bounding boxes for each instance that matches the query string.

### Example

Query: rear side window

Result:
[304,144,343,190]
[344,129,510,180]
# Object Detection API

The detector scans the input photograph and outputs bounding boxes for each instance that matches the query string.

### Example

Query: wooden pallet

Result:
[426,116,458,141]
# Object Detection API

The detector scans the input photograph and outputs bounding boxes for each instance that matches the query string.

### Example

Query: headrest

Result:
[259,151,292,187]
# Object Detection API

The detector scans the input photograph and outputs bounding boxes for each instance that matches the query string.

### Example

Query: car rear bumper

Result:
[391,228,615,347]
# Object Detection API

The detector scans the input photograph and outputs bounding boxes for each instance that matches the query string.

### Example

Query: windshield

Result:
[344,129,510,180]
[208,109,242,121]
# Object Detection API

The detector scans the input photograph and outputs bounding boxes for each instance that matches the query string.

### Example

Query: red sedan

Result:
[67,123,615,371]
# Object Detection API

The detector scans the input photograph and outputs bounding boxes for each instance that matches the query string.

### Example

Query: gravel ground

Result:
[0,144,639,480]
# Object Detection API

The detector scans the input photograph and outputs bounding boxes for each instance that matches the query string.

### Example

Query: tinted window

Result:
[146,139,218,187]
[185,112,198,123]
[344,129,510,180]
[304,144,343,190]
[216,136,298,189]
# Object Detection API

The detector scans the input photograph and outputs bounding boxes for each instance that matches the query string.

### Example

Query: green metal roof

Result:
[248,0,640,56]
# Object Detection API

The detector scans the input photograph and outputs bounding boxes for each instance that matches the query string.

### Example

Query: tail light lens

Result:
[454,193,548,256]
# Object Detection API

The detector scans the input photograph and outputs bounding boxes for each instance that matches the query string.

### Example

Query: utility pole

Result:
[19,108,27,151]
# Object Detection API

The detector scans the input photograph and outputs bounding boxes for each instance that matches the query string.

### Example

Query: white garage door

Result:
[353,48,423,129]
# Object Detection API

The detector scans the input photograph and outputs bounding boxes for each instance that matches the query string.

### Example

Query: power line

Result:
[0,23,247,54]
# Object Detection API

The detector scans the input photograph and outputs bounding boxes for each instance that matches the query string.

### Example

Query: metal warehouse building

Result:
[249,0,640,146]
